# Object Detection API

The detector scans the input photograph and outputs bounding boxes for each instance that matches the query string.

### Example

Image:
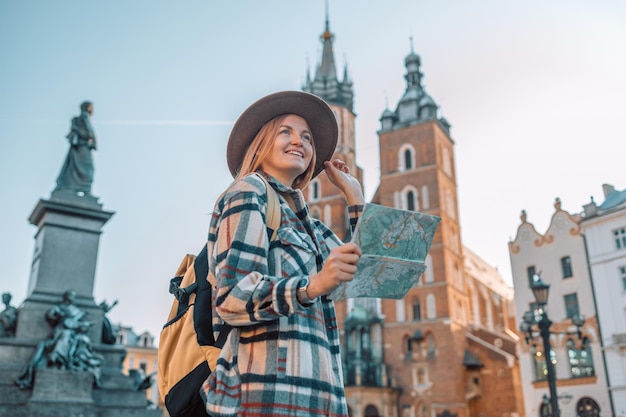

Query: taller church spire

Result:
[301,3,362,243]
[302,3,354,111]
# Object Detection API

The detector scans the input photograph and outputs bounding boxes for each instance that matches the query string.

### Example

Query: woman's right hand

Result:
[307,242,362,299]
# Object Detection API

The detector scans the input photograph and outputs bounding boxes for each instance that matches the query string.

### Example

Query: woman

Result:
[201,91,364,417]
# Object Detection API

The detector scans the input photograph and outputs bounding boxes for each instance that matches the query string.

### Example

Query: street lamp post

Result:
[536,300,559,417]
[520,273,586,417]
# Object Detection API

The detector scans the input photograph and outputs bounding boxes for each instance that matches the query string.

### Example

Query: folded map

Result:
[329,203,441,300]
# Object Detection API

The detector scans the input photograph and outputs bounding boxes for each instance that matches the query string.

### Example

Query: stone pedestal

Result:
[16,193,114,343]
[0,192,161,416]
[28,368,96,417]
[0,340,162,417]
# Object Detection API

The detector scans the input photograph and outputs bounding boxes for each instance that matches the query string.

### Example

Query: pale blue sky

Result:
[1,1,625,340]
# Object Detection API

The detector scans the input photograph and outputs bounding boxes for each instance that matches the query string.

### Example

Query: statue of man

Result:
[55,101,97,195]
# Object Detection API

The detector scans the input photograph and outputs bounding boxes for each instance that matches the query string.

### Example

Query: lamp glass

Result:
[531,276,550,305]
[572,313,585,327]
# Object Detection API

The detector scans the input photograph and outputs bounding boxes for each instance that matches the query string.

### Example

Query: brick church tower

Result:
[303,16,523,417]
[372,44,476,417]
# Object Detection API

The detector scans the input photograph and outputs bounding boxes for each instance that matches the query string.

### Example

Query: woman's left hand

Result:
[324,159,365,206]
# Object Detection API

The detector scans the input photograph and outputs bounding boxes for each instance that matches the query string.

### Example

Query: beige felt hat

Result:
[227,91,338,179]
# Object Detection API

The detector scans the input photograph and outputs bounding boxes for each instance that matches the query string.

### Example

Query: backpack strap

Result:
[214,173,281,243]
[252,172,280,242]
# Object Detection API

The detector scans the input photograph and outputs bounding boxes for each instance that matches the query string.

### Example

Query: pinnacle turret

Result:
[380,40,449,134]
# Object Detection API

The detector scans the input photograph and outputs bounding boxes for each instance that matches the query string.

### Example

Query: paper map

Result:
[329,203,441,300]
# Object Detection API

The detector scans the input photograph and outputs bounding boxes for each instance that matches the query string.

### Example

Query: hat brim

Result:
[227,91,338,179]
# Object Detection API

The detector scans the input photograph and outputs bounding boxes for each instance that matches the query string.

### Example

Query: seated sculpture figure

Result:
[15,289,103,389]
[70,331,104,386]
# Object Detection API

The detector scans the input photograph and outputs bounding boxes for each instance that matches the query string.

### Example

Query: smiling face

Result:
[259,114,314,187]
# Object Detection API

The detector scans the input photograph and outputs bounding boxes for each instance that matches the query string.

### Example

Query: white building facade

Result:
[581,183,626,417]
[509,198,610,417]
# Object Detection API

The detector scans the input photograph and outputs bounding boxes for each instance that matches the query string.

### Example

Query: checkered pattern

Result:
[200,172,362,417]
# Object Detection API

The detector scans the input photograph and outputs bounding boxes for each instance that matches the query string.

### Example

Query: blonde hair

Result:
[235,114,317,189]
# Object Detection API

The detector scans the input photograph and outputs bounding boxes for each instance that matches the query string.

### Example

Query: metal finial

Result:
[325,0,330,27]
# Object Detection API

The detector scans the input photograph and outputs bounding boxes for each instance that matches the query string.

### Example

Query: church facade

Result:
[303,17,524,417]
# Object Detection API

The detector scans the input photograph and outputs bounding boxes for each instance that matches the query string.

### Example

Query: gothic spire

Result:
[302,2,354,111]
[318,10,337,81]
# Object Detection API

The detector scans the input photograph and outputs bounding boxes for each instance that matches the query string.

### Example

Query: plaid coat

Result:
[201,172,362,417]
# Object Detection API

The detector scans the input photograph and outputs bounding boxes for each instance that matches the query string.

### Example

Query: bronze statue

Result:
[15,289,103,389]
[55,101,97,195]
[99,298,118,344]
[0,292,17,337]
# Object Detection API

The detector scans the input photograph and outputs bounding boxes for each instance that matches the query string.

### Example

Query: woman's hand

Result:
[307,242,362,298]
[324,159,365,206]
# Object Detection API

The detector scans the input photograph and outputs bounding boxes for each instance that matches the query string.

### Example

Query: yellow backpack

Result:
[157,173,280,417]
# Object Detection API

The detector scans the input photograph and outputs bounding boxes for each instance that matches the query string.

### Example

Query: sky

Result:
[1,1,625,342]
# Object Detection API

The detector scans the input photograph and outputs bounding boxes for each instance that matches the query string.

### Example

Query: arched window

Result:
[576,397,600,417]
[569,337,595,377]
[401,186,419,211]
[310,207,321,220]
[561,256,573,278]
[309,179,321,201]
[404,149,413,170]
[364,404,380,417]
[407,190,415,211]
[398,144,416,172]
[412,300,421,321]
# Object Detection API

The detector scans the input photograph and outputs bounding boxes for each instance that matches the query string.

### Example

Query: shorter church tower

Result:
[369,45,523,417]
